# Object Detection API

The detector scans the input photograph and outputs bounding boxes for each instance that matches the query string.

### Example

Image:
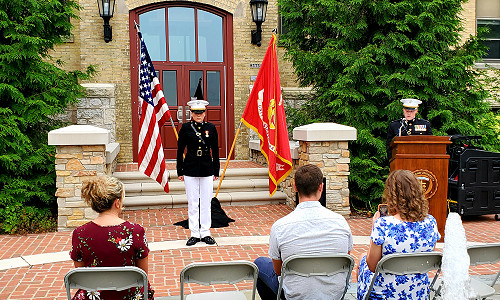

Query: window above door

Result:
[139,6,223,62]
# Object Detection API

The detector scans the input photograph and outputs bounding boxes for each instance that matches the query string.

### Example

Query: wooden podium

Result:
[389,136,452,239]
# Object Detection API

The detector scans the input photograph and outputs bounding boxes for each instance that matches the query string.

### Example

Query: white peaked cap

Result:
[400,98,422,108]
[187,99,209,110]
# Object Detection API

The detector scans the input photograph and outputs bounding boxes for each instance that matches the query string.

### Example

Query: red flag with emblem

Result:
[241,34,292,196]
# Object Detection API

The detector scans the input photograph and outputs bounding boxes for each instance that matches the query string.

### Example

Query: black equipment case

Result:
[447,135,500,220]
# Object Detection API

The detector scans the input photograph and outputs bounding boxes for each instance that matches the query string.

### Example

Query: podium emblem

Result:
[413,169,438,199]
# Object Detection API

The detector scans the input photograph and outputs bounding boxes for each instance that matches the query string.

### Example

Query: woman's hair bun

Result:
[81,176,123,213]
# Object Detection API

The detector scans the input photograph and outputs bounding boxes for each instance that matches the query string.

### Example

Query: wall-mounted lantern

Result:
[250,0,268,46]
[97,0,116,43]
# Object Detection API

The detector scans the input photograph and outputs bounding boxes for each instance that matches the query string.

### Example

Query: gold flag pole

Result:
[214,121,242,198]
[170,117,179,140]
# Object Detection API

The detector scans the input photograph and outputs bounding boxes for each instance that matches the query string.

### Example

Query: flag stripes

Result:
[137,31,169,193]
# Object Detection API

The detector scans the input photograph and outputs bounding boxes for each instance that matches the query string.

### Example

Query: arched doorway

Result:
[129,3,234,161]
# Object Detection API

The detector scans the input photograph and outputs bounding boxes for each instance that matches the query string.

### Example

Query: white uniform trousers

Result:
[184,175,213,238]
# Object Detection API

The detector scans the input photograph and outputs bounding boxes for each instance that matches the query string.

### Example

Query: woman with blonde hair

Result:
[357,169,440,300]
[69,175,154,300]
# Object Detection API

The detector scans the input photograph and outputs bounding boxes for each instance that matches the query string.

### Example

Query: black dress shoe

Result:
[186,237,200,246]
[201,236,216,245]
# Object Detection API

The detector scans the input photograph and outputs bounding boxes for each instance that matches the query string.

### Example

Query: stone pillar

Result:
[48,125,118,231]
[293,123,357,216]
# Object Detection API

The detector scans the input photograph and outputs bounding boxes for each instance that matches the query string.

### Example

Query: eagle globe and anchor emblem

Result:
[412,169,438,199]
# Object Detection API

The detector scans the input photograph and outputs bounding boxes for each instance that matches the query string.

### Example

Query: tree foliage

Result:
[0,0,95,233]
[279,0,500,208]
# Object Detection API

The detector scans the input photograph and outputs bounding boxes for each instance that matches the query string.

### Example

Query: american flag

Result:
[137,31,170,193]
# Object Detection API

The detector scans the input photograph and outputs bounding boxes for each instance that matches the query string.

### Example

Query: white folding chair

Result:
[466,243,500,299]
[363,252,442,300]
[277,253,355,300]
[64,266,148,300]
[179,260,258,300]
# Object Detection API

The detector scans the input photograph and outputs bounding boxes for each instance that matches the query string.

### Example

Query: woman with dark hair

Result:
[357,169,440,300]
[70,175,154,300]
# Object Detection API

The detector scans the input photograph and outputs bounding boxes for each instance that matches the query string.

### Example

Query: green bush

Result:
[0,205,56,234]
[279,0,500,210]
[0,0,95,234]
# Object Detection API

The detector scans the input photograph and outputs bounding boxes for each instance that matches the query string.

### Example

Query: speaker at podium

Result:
[389,135,452,239]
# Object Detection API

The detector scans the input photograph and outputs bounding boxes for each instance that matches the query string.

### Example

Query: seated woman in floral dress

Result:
[70,175,154,300]
[357,169,441,300]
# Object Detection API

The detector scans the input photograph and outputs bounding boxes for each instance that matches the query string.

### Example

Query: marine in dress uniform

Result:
[177,99,220,246]
[386,98,433,159]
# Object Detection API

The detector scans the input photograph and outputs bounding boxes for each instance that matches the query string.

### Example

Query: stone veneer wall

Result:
[55,145,106,230]
[296,140,351,215]
[56,84,117,142]
[250,122,356,216]
[49,125,119,231]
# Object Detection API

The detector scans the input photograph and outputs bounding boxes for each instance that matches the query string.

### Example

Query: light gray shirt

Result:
[269,201,353,300]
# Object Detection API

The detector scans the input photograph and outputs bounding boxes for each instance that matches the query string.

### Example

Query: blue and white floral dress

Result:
[357,215,440,300]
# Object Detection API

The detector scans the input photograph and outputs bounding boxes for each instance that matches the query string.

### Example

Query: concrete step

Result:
[123,190,287,210]
[114,168,270,183]
[115,165,286,210]
[124,178,270,196]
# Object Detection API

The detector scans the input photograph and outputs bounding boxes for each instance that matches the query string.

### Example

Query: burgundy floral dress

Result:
[70,221,154,300]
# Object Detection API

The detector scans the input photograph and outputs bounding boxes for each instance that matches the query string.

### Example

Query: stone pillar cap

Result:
[48,125,110,145]
[293,122,357,142]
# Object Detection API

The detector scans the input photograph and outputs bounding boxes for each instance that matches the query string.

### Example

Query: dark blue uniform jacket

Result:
[177,121,220,177]
[386,118,432,159]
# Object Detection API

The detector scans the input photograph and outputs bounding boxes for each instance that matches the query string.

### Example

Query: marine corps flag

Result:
[241,34,292,196]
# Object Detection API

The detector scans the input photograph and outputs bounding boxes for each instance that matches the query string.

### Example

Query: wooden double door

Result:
[130,4,234,161]
[158,65,227,158]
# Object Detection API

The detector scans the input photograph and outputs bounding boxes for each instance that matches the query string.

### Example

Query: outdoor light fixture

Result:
[97,0,115,43]
[250,0,268,46]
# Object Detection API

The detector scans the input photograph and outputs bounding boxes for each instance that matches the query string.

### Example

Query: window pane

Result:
[207,71,221,105]
[162,70,178,107]
[198,11,223,62]
[478,19,500,39]
[139,9,166,61]
[169,7,195,62]
[190,71,203,99]
[477,0,500,18]
[482,40,500,59]
[278,14,289,35]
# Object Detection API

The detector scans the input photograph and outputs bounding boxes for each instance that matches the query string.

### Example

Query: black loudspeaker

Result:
[295,177,327,207]
[447,136,500,218]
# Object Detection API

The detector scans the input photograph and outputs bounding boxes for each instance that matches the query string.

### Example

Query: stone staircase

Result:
[114,163,288,210]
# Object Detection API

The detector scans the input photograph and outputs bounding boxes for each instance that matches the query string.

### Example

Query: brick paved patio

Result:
[0,205,498,299]
[0,161,498,299]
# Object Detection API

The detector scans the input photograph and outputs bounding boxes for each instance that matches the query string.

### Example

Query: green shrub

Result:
[0,0,95,234]
[0,205,56,234]
[279,0,500,210]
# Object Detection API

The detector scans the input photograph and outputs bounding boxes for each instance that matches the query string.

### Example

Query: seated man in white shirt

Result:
[254,164,353,300]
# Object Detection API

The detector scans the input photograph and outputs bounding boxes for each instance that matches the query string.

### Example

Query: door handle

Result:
[177,106,183,123]
[185,106,191,121]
